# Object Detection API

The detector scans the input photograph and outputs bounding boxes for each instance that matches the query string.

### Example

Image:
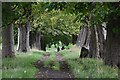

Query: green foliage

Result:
[2,3,16,25]
[32,7,80,46]
[32,9,80,35]
[2,2,33,27]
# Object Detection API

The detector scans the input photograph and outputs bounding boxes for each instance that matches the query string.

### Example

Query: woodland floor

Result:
[34,52,74,79]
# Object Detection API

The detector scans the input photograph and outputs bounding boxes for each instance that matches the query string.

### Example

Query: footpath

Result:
[34,52,74,80]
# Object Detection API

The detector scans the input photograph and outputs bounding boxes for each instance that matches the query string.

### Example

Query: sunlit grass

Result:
[67,58,118,78]
[60,49,118,78]
[60,49,80,60]
[2,50,44,78]
[2,67,37,78]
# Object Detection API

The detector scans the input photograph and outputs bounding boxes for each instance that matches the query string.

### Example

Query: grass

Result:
[51,61,60,71]
[42,48,60,71]
[1,45,119,78]
[67,58,118,78]
[43,60,60,71]
[2,50,44,78]
[59,48,118,78]
[60,47,80,60]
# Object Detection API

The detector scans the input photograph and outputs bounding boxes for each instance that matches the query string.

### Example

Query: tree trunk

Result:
[30,31,41,50]
[76,26,88,48]
[76,25,91,58]
[104,18,120,68]
[16,25,22,51]
[77,24,103,58]
[35,32,41,50]
[89,25,99,58]
[41,36,46,51]
[26,19,30,51]
[72,34,78,45]
[29,31,35,49]
[17,19,30,52]
[2,24,15,58]
[95,25,100,58]
[97,25,105,58]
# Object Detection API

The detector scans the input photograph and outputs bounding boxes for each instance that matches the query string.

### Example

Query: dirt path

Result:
[34,52,74,79]
[55,53,64,61]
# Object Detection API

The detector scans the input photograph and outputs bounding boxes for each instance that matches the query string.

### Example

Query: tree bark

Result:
[29,31,36,49]
[17,19,30,52]
[17,25,21,51]
[26,19,30,51]
[35,32,41,50]
[75,25,91,58]
[76,24,103,58]
[89,25,100,58]
[89,26,97,58]
[76,25,88,48]
[104,18,120,68]
[97,25,105,58]
[30,31,42,50]
[72,34,78,45]
[2,24,15,58]
[41,36,46,51]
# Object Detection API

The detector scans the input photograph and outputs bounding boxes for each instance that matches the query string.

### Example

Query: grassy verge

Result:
[67,58,118,78]
[60,47,80,60]
[60,48,118,78]
[2,50,43,78]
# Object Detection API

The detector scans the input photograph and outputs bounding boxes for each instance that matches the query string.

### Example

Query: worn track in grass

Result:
[34,52,74,80]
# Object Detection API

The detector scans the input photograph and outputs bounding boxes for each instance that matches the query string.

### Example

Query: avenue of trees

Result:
[1,2,120,69]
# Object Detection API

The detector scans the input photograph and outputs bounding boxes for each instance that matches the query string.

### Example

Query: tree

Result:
[31,3,80,50]
[30,32,41,50]
[17,18,30,52]
[16,2,32,52]
[2,24,15,58]
[2,3,15,58]
[104,17,120,68]
[104,3,120,68]
[78,2,120,68]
